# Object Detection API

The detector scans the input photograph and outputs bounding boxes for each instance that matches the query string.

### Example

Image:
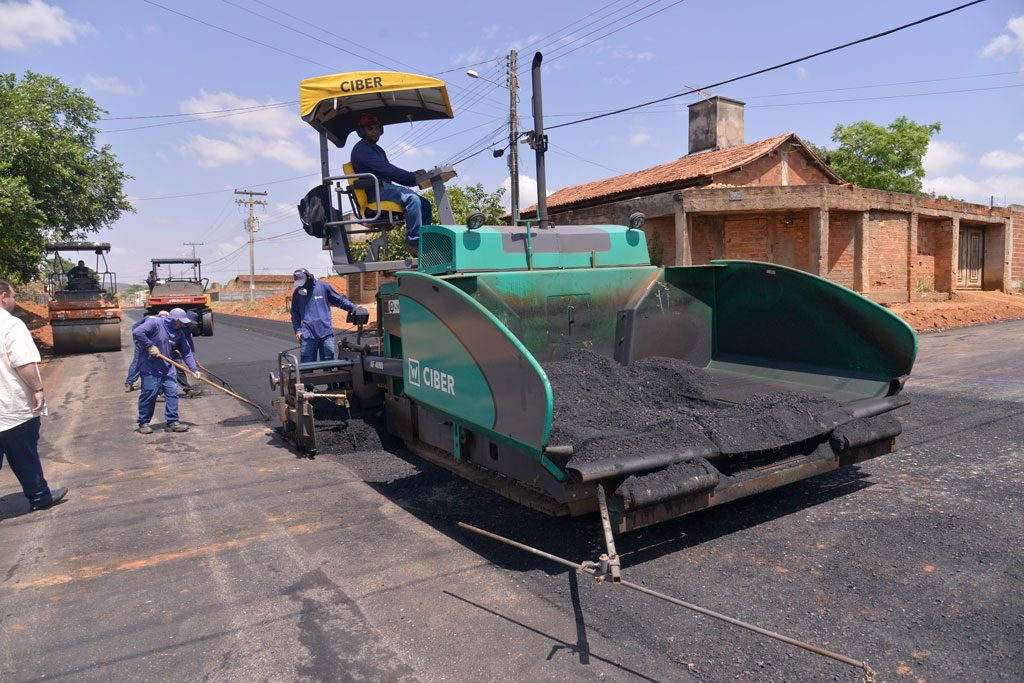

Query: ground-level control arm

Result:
[457,519,877,683]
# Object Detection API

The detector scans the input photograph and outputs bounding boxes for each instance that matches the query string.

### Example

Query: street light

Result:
[466,55,521,224]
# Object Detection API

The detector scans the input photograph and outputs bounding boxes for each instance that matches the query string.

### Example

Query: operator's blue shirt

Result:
[351,139,417,187]
[290,280,355,340]
[132,316,198,377]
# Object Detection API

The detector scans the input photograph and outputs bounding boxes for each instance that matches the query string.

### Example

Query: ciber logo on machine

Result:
[406,358,456,396]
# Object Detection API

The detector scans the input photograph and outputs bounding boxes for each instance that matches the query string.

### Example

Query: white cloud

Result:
[629,131,651,146]
[611,48,654,62]
[482,24,500,38]
[85,74,133,96]
[180,90,299,135]
[979,16,1024,58]
[387,141,436,160]
[924,174,1024,204]
[797,66,809,80]
[980,149,1024,170]
[503,174,538,211]
[179,135,248,168]
[177,90,314,171]
[0,0,92,50]
[923,140,966,174]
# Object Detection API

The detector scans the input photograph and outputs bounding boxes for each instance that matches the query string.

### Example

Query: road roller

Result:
[145,258,214,336]
[45,242,122,354]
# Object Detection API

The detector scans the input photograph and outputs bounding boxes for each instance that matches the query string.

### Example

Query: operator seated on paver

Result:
[290,269,368,363]
[124,310,170,392]
[132,307,200,434]
[350,113,432,255]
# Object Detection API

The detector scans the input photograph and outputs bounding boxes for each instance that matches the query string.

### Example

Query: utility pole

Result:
[508,49,520,225]
[183,241,204,279]
[233,189,267,303]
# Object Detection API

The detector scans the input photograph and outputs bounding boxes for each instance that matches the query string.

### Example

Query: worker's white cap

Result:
[168,308,190,323]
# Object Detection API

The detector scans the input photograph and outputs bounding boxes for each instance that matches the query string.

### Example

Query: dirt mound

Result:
[212,276,377,332]
[13,302,53,350]
[888,290,1024,332]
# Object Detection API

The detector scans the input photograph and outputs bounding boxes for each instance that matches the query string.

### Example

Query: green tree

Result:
[813,116,940,194]
[0,71,133,282]
[350,183,506,262]
[421,183,507,225]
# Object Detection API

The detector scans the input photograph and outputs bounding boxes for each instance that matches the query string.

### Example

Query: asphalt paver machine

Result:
[145,258,214,336]
[274,58,918,534]
[45,242,122,354]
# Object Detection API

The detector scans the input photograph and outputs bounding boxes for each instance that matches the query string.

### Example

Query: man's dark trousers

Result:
[0,417,53,507]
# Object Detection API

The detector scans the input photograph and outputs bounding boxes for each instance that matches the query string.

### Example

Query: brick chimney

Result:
[687,96,745,155]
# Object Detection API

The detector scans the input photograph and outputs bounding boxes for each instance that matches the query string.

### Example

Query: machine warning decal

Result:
[387,299,400,314]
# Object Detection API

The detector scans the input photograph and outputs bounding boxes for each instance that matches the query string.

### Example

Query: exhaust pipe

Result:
[531,52,550,228]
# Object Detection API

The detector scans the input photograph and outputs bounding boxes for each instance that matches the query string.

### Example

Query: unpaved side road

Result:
[0,313,675,682]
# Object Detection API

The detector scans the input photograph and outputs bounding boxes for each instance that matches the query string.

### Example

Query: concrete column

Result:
[854,210,870,293]
[907,212,918,302]
[673,199,691,266]
[1002,219,1012,292]
[809,208,829,276]
[949,216,960,293]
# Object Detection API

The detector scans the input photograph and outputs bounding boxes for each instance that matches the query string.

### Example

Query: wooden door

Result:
[957,228,984,289]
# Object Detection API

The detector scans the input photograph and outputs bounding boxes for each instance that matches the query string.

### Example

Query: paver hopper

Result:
[45,242,122,354]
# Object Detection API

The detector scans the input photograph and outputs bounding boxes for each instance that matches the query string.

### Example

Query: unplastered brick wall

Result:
[712,148,833,188]
[915,217,955,295]
[690,215,723,263]
[346,272,391,304]
[767,213,810,270]
[1012,209,1023,288]
[724,217,769,260]
[826,211,856,288]
[868,211,909,301]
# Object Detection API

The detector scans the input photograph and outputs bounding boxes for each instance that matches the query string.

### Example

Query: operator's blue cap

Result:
[185,310,199,326]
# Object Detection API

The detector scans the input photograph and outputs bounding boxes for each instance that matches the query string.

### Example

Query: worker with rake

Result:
[132,308,200,434]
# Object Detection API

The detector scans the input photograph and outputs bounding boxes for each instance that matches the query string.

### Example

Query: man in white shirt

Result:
[0,280,67,511]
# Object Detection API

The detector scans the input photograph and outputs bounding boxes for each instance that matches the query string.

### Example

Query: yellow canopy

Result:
[300,71,454,148]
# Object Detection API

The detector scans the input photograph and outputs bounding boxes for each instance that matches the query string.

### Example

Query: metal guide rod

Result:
[595,485,621,582]
[457,521,876,682]
[155,352,269,421]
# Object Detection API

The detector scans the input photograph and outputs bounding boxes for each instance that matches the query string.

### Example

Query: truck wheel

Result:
[202,310,214,336]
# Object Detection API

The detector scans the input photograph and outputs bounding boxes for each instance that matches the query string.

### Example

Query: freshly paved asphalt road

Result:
[1,311,1021,681]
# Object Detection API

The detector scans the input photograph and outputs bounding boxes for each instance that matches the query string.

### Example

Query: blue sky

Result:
[2,0,1022,284]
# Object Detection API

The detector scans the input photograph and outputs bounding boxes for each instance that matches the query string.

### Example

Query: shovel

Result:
[154,351,269,421]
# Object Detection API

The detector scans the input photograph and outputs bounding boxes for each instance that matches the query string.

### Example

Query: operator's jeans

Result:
[139,373,179,427]
[300,335,335,364]
[0,417,52,506]
[379,182,432,243]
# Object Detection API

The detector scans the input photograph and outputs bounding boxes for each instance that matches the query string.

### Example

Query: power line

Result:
[746,83,1024,108]
[142,0,338,71]
[101,100,298,121]
[101,102,293,133]
[543,0,689,65]
[134,173,317,201]
[545,0,989,131]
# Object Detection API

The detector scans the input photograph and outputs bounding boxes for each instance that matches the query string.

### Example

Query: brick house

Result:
[522,97,1021,303]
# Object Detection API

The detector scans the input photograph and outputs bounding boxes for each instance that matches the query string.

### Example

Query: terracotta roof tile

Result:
[526,133,839,214]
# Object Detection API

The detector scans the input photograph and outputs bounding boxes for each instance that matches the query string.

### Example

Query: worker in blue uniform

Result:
[132,308,199,434]
[290,269,367,363]
[350,113,432,253]
[124,310,169,391]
